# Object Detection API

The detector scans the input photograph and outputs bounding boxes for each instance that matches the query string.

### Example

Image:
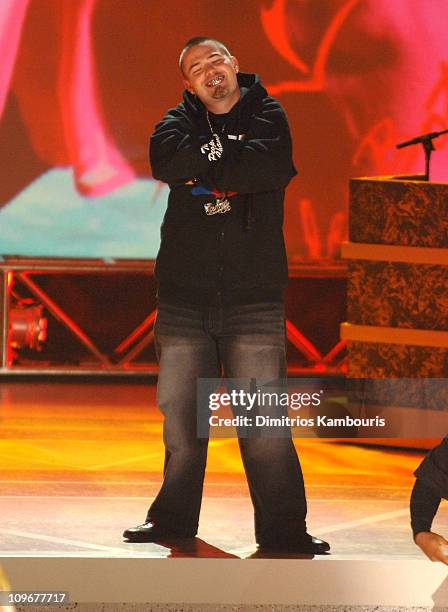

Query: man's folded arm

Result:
[149,100,297,193]
[149,108,211,184]
[209,98,297,194]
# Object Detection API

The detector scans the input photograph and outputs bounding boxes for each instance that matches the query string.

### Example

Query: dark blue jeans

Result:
[147,300,308,544]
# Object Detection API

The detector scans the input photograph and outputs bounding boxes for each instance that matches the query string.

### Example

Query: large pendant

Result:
[204,197,232,216]
[200,133,223,161]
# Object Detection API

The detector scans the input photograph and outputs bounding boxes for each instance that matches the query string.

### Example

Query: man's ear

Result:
[183,79,195,94]
[231,56,239,73]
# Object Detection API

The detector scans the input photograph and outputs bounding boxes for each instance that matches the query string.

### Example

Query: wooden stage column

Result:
[341,175,448,377]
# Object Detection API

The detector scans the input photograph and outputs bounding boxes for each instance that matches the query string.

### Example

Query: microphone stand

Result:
[422,137,435,182]
[396,128,448,181]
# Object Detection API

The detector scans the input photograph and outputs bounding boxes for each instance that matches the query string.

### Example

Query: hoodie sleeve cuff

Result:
[411,477,441,537]
[414,437,448,500]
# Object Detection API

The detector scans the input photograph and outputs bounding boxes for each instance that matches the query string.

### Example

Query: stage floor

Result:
[0,380,446,561]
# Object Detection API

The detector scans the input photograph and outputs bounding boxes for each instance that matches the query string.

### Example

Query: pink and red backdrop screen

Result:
[1,0,447,260]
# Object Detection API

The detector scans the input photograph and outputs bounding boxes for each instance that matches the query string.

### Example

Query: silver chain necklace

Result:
[202,111,231,216]
[206,111,226,137]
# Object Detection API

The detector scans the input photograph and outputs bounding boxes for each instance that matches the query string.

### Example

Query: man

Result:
[411,436,448,564]
[123,37,329,553]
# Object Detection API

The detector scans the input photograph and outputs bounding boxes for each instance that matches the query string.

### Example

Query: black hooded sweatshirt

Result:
[149,72,297,307]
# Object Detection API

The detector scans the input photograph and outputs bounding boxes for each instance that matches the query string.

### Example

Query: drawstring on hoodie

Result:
[244,194,253,232]
[236,104,254,233]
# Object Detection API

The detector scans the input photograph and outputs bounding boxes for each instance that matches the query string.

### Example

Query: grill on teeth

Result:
[208,76,223,86]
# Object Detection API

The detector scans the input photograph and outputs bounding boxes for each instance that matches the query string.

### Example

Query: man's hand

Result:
[415,531,448,564]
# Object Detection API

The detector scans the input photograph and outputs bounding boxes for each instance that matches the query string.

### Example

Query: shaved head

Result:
[179,36,231,74]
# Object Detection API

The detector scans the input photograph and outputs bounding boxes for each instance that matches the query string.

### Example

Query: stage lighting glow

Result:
[9,304,47,350]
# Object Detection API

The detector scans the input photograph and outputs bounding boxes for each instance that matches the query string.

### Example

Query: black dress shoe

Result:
[257,533,330,554]
[123,521,196,542]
